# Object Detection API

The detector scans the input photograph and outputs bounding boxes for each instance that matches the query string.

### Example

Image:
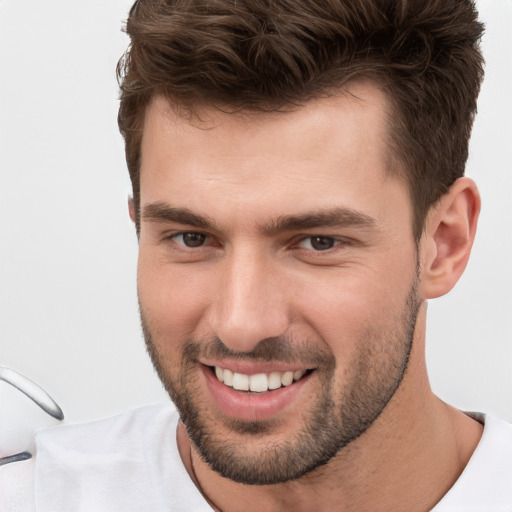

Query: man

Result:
[2,0,511,510]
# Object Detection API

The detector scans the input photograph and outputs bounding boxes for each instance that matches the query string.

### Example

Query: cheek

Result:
[137,254,212,339]
[292,265,414,356]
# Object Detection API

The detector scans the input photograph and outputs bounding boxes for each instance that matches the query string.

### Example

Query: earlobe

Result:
[421,177,481,299]
[128,196,136,223]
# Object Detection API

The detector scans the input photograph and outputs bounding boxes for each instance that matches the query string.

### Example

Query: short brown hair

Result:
[117,0,484,239]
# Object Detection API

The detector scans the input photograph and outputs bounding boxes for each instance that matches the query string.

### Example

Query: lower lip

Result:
[201,365,312,422]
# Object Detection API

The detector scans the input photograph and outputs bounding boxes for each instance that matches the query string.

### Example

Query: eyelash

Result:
[167,231,349,253]
[295,236,346,252]
[168,232,214,248]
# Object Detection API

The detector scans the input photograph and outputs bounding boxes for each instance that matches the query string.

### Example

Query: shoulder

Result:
[35,403,205,511]
[433,413,512,511]
[36,402,180,456]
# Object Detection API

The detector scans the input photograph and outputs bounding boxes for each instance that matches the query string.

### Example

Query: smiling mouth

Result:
[210,366,314,393]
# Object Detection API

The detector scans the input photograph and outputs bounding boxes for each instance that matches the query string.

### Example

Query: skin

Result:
[134,81,483,511]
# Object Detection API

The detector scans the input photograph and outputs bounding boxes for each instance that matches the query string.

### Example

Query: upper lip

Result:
[201,359,313,375]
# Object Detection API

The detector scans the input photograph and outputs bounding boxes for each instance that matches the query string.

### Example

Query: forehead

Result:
[138,82,409,229]
[142,82,393,163]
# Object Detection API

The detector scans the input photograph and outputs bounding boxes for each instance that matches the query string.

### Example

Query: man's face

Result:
[137,82,422,484]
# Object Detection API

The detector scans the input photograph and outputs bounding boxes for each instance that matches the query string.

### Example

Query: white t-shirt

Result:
[35,404,210,512]
[431,412,512,511]
[29,404,512,511]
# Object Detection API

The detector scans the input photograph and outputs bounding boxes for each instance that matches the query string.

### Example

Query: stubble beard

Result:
[141,278,421,485]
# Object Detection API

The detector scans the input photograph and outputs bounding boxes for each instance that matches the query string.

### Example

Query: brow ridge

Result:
[142,202,376,234]
[262,208,376,235]
[142,202,214,229]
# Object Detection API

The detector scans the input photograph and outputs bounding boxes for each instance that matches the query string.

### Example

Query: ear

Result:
[420,177,481,299]
[128,196,136,223]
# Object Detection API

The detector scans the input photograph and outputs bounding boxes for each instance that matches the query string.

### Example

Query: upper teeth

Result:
[214,367,306,392]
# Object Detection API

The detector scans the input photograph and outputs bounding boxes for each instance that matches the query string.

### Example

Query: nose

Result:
[207,247,290,353]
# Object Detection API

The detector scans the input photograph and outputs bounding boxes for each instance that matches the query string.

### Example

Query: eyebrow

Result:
[142,202,214,229]
[142,202,376,234]
[262,208,376,235]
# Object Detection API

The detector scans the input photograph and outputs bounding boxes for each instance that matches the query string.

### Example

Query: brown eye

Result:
[309,236,336,251]
[175,232,207,247]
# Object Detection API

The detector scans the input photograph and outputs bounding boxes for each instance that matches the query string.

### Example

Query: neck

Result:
[177,315,483,512]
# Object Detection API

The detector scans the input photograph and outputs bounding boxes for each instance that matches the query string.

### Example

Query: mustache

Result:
[183,335,335,368]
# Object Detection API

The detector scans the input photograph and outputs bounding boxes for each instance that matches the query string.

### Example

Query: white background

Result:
[1,0,511,424]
